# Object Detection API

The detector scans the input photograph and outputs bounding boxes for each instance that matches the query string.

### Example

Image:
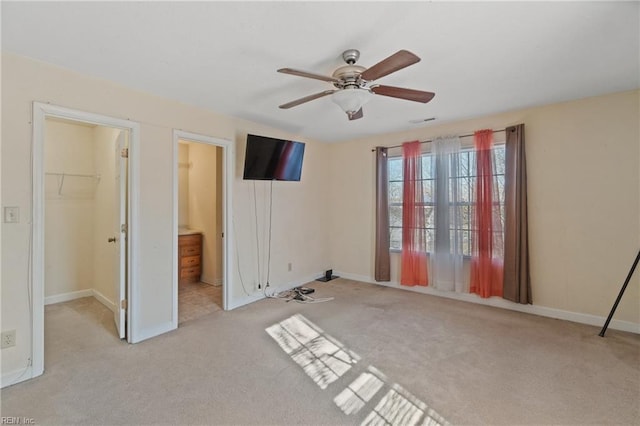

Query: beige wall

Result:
[43,119,96,297]
[177,143,190,228]
[1,52,331,380]
[330,90,640,325]
[186,142,222,285]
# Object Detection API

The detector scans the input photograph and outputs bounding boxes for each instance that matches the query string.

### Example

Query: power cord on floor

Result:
[266,286,334,304]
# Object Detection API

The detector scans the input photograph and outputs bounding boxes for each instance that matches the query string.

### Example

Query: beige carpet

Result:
[1,278,638,425]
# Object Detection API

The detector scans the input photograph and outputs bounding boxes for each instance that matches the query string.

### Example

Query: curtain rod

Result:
[370,128,507,152]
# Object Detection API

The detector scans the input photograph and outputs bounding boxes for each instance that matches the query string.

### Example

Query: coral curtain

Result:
[503,124,531,303]
[470,130,503,297]
[374,147,391,281]
[432,136,466,292]
[400,141,428,286]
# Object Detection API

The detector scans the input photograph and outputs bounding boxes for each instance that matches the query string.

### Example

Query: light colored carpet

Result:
[1,278,638,425]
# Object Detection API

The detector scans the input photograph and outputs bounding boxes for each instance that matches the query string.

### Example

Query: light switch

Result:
[3,207,19,223]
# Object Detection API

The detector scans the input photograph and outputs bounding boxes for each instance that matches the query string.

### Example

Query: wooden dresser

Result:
[178,233,202,285]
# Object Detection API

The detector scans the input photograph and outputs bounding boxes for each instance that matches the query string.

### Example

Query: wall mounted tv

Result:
[243,134,305,181]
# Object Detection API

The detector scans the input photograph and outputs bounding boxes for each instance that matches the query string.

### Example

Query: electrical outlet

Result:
[1,330,16,349]
[3,206,19,223]
[288,262,292,272]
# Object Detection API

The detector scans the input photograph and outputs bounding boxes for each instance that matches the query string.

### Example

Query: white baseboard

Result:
[44,289,93,305]
[44,288,115,313]
[1,366,34,389]
[227,271,324,310]
[92,289,116,313]
[335,271,640,334]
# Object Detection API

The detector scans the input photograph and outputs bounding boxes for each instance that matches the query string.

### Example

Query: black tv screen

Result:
[243,134,305,181]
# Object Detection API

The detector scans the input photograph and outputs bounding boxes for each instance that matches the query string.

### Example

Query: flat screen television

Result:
[243,134,305,181]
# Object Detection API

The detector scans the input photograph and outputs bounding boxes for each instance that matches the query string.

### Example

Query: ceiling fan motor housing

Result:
[332,65,368,89]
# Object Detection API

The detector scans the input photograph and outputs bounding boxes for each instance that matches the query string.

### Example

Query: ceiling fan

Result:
[278,49,435,121]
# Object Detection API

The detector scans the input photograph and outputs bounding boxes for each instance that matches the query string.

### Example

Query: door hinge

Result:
[121,299,127,310]
[121,148,129,158]
[121,224,127,233]
[221,232,224,238]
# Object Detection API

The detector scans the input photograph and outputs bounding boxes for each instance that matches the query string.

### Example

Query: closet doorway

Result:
[173,131,231,325]
[32,103,139,379]
[43,117,128,333]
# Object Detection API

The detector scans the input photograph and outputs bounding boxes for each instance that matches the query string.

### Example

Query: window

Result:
[388,145,505,256]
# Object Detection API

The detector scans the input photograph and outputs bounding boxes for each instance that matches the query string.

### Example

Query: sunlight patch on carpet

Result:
[266,314,360,389]
[266,314,449,426]
[334,366,386,415]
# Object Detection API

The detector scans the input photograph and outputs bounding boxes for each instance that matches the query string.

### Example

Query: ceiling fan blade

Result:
[348,108,363,121]
[279,90,336,109]
[278,68,339,83]
[371,85,435,103]
[360,50,421,81]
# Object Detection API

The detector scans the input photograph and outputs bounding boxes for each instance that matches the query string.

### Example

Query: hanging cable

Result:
[253,181,262,288]
[266,179,273,288]
[232,215,251,296]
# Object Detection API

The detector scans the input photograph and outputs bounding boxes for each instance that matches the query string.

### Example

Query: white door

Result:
[114,131,128,339]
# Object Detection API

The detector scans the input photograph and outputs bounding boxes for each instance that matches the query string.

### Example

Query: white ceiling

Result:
[2,2,638,143]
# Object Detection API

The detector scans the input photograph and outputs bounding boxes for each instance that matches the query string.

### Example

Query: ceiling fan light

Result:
[331,88,372,114]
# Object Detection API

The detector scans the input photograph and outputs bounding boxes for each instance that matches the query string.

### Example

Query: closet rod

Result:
[370,128,506,152]
[45,172,101,179]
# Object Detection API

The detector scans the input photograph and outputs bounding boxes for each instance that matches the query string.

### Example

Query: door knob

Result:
[108,237,117,243]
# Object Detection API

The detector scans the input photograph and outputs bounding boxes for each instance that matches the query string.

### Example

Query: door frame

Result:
[172,130,233,322]
[31,102,140,378]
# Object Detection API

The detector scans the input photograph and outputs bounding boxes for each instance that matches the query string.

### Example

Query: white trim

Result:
[31,102,141,379]
[44,289,93,305]
[32,104,45,379]
[133,321,176,343]
[335,271,640,334]
[226,271,324,310]
[92,289,117,313]
[43,289,116,312]
[172,130,234,332]
[1,366,34,389]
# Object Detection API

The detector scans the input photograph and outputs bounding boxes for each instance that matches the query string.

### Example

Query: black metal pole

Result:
[599,249,640,337]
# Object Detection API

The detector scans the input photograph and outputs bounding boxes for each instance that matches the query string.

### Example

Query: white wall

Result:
[1,52,332,383]
[330,90,640,327]
[43,119,96,298]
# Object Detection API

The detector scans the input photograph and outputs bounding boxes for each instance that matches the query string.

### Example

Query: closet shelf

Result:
[45,172,101,195]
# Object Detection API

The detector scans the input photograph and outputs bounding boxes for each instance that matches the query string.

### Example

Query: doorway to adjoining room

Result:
[177,139,224,323]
